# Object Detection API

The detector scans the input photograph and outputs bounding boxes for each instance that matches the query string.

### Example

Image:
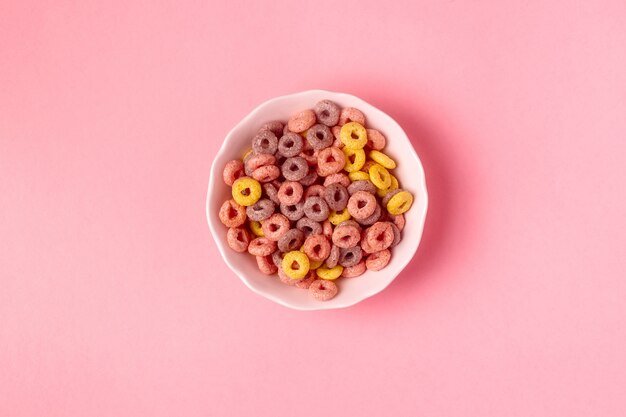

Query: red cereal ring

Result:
[309,279,338,301]
[288,109,316,133]
[256,255,278,275]
[316,146,346,176]
[322,220,333,240]
[223,160,245,186]
[338,107,366,126]
[248,237,277,256]
[226,227,251,253]
[261,213,290,241]
[299,147,319,166]
[295,270,317,289]
[347,191,377,220]
[332,224,361,249]
[219,199,247,228]
[252,165,280,182]
[365,129,386,150]
[302,234,331,262]
[277,181,304,205]
[342,260,366,278]
[323,173,350,188]
[366,249,391,271]
[365,222,395,251]
[304,184,326,199]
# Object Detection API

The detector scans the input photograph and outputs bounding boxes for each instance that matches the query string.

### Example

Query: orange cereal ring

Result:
[331,224,361,249]
[323,172,350,188]
[223,160,245,186]
[365,249,391,271]
[302,234,331,262]
[256,255,278,275]
[247,237,277,257]
[261,213,290,241]
[309,279,338,301]
[347,191,377,220]
[365,129,386,150]
[252,165,280,183]
[342,260,366,278]
[218,199,247,228]
[277,181,304,205]
[295,270,317,289]
[226,227,251,253]
[288,109,316,133]
[322,220,333,240]
[338,107,365,126]
[316,146,346,176]
[365,222,394,251]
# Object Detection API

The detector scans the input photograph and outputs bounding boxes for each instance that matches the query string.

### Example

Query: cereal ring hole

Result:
[268,224,278,232]
[357,200,367,209]
[291,261,301,270]
[241,188,251,196]
[348,153,356,164]
[351,131,359,139]
[321,110,329,118]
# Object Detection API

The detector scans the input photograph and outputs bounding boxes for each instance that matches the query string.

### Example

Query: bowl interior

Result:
[207,90,428,310]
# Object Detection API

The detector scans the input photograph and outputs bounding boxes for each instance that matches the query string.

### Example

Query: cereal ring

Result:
[262,182,280,205]
[278,132,304,158]
[277,181,304,205]
[315,266,344,281]
[242,148,253,161]
[340,122,367,150]
[306,124,334,150]
[223,160,245,186]
[325,245,340,268]
[302,234,331,262]
[388,213,405,232]
[366,249,391,271]
[369,150,396,169]
[368,164,392,189]
[282,250,310,279]
[309,279,338,300]
[299,170,318,186]
[339,246,363,267]
[245,198,275,221]
[299,148,319,166]
[348,171,369,182]
[219,199,247,228]
[314,100,340,127]
[232,177,262,206]
[338,107,365,126]
[279,201,305,221]
[386,190,413,215]
[328,207,351,225]
[382,189,402,207]
[389,222,401,247]
[281,156,309,181]
[342,147,366,172]
[338,220,362,230]
[256,255,278,275]
[271,250,284,268]
[278,228,305,253]
[246,153,276,172]
[356,204,381,226]
[347,180,376,195]
[361,160,377,173]
[309,259,323,270]
[322,220,333,239]
[323,172,350,188]
[303,184,325,199]
[303,196,329,222]
[341,260,366,278]
[324,183,349,211]
[365,129,386,150]
[316,146,346,176]
[226,227,251,253]
[260,120,284,137]
[347,191,377,220]
[296,217,322,237]
[365,222,394,251]
[331,125,342,141]
[376,174,399,198]
[252,130,278,155]
[252,165,280,183]
[332,224,361,248]
[295,270,317,289]
[278,266,301,286]
[248,237,277,256]
[288,109,316,133]
[261,213,290,241]
[360,233,376,254]
[249,220,264,237]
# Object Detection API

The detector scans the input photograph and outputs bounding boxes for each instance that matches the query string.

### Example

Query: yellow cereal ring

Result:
[281,251,310,279]
[309,259,323,270]
[343,148,365,172]
[242,148,253,160]
[369,150,396,169]
[386,190,414,215]
[231,177,262,206]
[376,174,399,197]
[348,171,370,182]
[340,122,367,149]
[368,164,392,189]
[316,265,344,280]
[328,207,351,225]
[249,220,264,237]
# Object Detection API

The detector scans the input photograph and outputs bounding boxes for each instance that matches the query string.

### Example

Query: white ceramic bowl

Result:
[206,90,428,310]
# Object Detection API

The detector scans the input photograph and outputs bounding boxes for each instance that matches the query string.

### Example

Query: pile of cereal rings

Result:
[219,100,414,301]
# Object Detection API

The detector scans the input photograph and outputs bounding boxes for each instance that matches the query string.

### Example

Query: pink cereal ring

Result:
[347,191,377,220]
[261,213,290,241]
[223,160,245,186]
[332,224,361,249]
[278,267,301,286]
[227,227,251,253]
[299,148,319,166]
[323,173,350,188]
[256,255,278,275]
[252,165,280,183]
[331,125,342,142]
[389,213,405,231]
[218,199,247,228]
[309,279,338,301]
[338,107,365,126]
[288,109,316,133]
[322,220,333,240]
[316,147,346,176]
[365,222,395,251]
[366,249,391,271]
[277,181,304,205]
[304,184,326,199]
[295,270,317,289]
[365,129,386,150]
[302,234,331,262]
[247,237,277,257]
[342,260,366,278]
[246,153,276,172]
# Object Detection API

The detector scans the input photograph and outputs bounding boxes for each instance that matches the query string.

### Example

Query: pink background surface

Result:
[2,1,625,416]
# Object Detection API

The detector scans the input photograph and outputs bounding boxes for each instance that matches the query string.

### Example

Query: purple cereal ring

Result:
[306,124,334,150]
[347,191,377,220]
[323,173,350,188]
[316,146,346,177]
[356,203,382,226]
[299,170,318,186]
[366,129,386,150]
[260,120,284,138]
[339,246,363,267]
[219,199,247,228]
[281,156,309,181]
[252,130,278,155]
[309,279,338,301]
[299,148,319,166]
[342,260,366,278]
[325,245,341,268]
[278,228,305,253]
[324,183,349,211]
[338,107,365,126]
[366,249,391,271]
[261,213,290,241]
[223,160,245,186]
[295,270,317,289]
[348,180,377,195]
[277,132,304,158]
[247,237,277,256]
[296,217,322,237]
[288,109,316,133]
[279,201,305,221]
[226,227,251,253]
[271,250,285,268]
[322,220,333,240]
[314,100,340,127]
[332,224,361,249]
[365,222,395,251]
[245,198,275,221]
[389,222,401,247]
[263,182,280,205]
[256,255,278,275]
[252,165,280,183]
[302,234,331,262]
[303,196,330,222]
[304,184,326,199]
[277,181,304,205]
